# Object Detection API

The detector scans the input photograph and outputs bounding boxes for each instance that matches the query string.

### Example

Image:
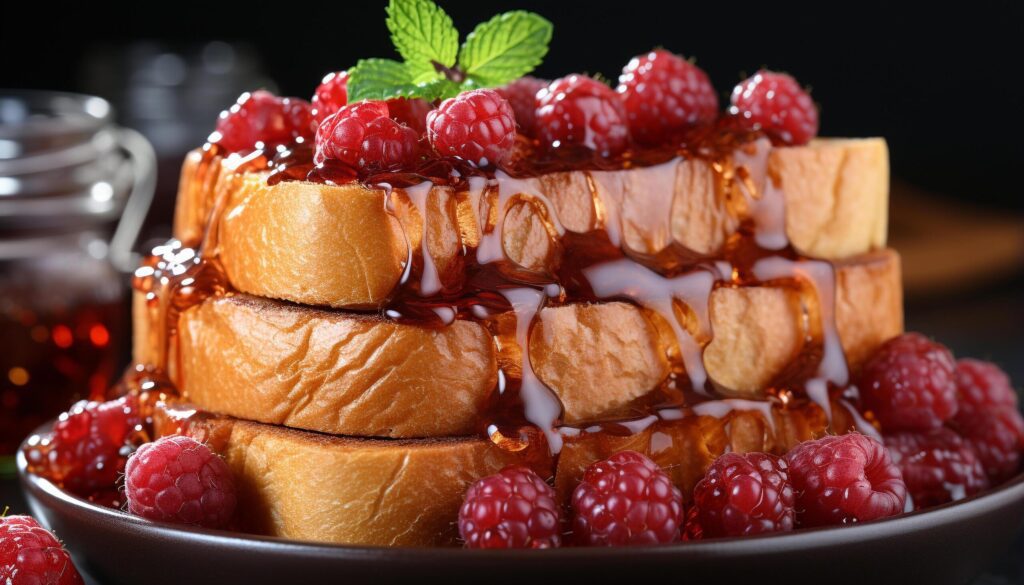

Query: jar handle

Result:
[109,127,157,273]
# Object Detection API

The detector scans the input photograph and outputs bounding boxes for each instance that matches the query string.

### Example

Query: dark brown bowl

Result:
[17,423,1024,585]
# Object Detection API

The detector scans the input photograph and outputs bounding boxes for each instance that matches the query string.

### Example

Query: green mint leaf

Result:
[413,78,461,101]
[407,63,444,85]
[458,11,553,87]
[347,59,458,102]
[386,0,459,71]
[346,59,418,102]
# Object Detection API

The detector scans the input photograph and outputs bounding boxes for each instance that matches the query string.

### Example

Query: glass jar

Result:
[0,91,155,474]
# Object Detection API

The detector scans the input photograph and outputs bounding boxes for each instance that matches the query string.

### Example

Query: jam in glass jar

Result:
[0,91,155,474]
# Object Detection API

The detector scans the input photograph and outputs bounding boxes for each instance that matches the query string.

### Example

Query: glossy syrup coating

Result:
[128,118,875,463]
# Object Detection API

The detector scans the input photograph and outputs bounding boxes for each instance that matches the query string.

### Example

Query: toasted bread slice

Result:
[156,398,855,546]
[157,405,552,547]
[134,250,901,438]
[174,139,888,309]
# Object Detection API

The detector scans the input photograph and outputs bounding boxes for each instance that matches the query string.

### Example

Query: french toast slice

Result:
[174,138,888,309]
[134,250,901,438]
[155,398,855,546]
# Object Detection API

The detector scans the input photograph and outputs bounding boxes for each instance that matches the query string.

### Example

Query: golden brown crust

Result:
[157,400,856,546]
[174,139,889,308]
[133,251,902,437]
[164,411,552,546]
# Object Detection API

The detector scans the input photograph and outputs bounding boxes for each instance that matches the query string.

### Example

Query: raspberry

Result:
[729,71,818,146]
[616,49,719,145]
[571,450,683,546]
[311,71,349,123]
[0,515,83,585]
[785,434,907,526]
[953,409,1024,484]
[685,452,795,539]
[426,89,517,168]
[458,466,562,549]
[125,435,237,529]
[885,428,989,509]
[46,396,140,496]
[857,333,958,431]
[536,75,630,156]
[496,76,548,137]
[955,358,1018,417]
[213,90,315,152]
[314,101,420,172]
[312,71,431,132]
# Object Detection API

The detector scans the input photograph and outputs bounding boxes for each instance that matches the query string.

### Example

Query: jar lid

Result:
[0,91,131,233]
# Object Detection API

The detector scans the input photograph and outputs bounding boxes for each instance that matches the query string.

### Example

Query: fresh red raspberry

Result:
[857,333,959,431]
[785,433,907,526]
[46,395,140,496]
[458,465,562,549]
[125,435,237,529]
[213,90,315,152]
[536,75,631,156]
[885,428,989,509]
[616,49,719,145]
[571,450,683,546]
[685,452,795,539]
[311,71,349,123]
[426,89,517,168]
[953,409,1024,484]
[729,71,819,146]
[0,515,83,585]
[314,101,420,172]
[955,358,1018,417]
[496,76,548,137]
[311,71,431,133]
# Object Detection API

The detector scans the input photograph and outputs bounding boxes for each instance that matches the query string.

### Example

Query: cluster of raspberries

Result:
[211,49,820,174]
[457,333,1023,548]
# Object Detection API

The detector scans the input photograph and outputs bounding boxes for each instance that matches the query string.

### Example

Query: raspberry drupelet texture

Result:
[0,516,83,585]
[314,101,420,172]
[729,70,818,146]
[311,71,350,123]
[885,428,989,509]
[125,435,237,529]
[496,76,548,137]
[571,450,683,546]
[213,90,315,153]
[955,358,1019,417]
[536,75,630,156]
[426,89,517,168]
[785,433,907,526]
[616,49,718,145]
[685,452,795,539]
[458,465,562,549]
[45,395,140,496]
[953,409,1024,484]
[857,333,959,432]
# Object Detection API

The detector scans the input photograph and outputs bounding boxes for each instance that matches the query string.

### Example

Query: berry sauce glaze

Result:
[120,119,877,462]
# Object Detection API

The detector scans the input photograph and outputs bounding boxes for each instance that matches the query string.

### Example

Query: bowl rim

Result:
[17,421,1024,560]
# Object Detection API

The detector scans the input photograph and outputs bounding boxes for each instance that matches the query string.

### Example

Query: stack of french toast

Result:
[19,0,1024,558]
[128,127,898,544]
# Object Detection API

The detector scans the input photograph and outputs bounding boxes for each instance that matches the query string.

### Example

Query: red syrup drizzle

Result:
[126,120,875,457]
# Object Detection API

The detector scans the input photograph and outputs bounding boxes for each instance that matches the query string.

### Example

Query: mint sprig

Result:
[347,0,553,103]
